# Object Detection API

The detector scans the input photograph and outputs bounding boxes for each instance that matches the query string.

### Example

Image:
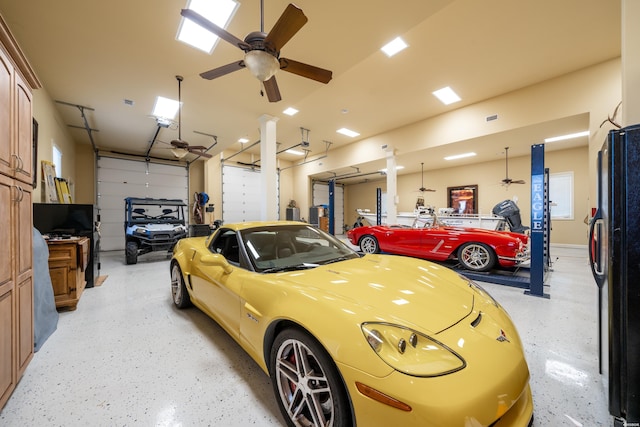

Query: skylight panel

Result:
[177,0,239,54]
[152,96,180,120]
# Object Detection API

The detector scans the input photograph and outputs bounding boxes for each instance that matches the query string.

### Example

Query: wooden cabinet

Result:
[0,14,41,410]
[319,216,329,232]
[47,237,89,311]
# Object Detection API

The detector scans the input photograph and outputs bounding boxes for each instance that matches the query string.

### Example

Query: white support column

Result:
[259,114,279,221]
[385,147,398,224]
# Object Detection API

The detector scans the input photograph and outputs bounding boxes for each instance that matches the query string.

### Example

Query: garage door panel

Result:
[222,165,278,223]
[97,156,188,251]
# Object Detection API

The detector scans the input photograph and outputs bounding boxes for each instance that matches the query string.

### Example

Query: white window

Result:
[52,145,62,177]
[549,171,573,220]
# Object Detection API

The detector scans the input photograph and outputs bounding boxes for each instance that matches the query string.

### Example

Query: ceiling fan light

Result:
[171,147,189,159]
[244,50,280,81]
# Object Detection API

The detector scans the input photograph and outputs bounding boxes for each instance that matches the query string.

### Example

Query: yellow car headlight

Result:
[361,322,466,377]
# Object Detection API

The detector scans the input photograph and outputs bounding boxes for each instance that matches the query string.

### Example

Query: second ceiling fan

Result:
[181,1,332,102]
[171,75,212,159]
[501,146,525,187]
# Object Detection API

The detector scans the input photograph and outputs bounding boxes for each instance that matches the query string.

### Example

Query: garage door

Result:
[312,181,345,234]
[222,165,280,223]
[97,156,189,250]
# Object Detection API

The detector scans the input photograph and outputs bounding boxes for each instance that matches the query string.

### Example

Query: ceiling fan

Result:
[180,1,333,102]
[417,162,436,193]
[170,75,212,159]
[501,146,525,186]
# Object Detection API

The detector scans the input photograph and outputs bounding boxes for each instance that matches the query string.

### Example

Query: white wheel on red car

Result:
[270,328,352,427]
[457,242,496,272]
[359,235,380,253]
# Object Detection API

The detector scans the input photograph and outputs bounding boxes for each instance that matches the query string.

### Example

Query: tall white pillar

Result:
[385,147,398,224]
[259,114,279,221]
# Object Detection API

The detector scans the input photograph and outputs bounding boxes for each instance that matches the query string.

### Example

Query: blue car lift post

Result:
[461,144,550,296]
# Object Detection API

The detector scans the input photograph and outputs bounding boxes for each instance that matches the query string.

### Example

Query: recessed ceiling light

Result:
[152,96,179,120]
[381,37,408,57]
[238,137,249,143]
[444,152,476,161]
[177,0,239,54]
[432,86,461,105]
[286,149,305,155]
[337,128,360,138]
[283,107,299,116]
[544,130,589,143]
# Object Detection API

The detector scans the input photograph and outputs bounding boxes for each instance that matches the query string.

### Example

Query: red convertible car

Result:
[347,216,529,272]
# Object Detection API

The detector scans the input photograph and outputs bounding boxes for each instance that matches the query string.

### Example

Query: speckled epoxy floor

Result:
[0,245,612,426]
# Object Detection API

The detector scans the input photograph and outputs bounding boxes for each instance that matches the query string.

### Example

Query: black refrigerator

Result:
[589,124,640,426]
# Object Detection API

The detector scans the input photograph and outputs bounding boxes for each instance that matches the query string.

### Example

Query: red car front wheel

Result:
[457,242,496,272]
[359,235,380,254]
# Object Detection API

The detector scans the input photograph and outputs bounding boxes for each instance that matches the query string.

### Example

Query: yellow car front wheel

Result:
[270,328,353,427]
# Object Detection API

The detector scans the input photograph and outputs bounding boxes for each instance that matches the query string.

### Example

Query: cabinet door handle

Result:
[11,154,24,173]
[11,185,24,202]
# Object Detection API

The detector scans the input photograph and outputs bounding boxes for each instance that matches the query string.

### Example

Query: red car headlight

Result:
[361,322,466,377]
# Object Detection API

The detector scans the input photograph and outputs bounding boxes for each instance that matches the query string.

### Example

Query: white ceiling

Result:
[0,0,621,180]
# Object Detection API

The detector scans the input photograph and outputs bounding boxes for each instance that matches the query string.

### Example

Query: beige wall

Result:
[345,146,589,245]
[32,88,78,203]
[74,144,95,204]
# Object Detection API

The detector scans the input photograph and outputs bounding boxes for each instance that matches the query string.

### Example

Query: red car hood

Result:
[277,254,474,334]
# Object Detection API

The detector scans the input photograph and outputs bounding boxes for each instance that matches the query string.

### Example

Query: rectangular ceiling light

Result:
[152,96,180,120]
[177,0,239,54]
[544,130,589,143]
[381,37,408,57]
[444,152,476,161]
[286,149,305,155]
[432,86,461,105]
[337,128,360,138]
[283,107,299,116]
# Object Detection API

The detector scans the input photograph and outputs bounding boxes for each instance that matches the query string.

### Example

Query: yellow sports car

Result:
[170,221,534,427]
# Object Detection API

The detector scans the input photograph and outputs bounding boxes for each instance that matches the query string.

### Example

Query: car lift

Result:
[371,144,552,295]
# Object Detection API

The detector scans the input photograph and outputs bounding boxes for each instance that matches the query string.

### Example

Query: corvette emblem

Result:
[496,329,510,343]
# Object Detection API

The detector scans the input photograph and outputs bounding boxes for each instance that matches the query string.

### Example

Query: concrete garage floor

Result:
[0,244,611,426]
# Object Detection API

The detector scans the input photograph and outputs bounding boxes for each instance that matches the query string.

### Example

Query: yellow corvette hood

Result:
[278,254,474,334]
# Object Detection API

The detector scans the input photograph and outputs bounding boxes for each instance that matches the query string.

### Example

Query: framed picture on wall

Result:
[447,185,478,214]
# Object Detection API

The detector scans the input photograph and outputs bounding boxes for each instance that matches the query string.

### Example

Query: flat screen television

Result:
[33,203,94,236]
[33,203,99,287]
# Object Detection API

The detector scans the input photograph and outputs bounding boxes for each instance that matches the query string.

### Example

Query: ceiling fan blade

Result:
[186,145,208,151]
[189,151,212,159]
[181,9,249,50]
[279,58,332,83]
[512,180,526,184]
[200,61,246,80]
[170,139,189,148]
[263,76,282,102]
[264,4,308,52]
